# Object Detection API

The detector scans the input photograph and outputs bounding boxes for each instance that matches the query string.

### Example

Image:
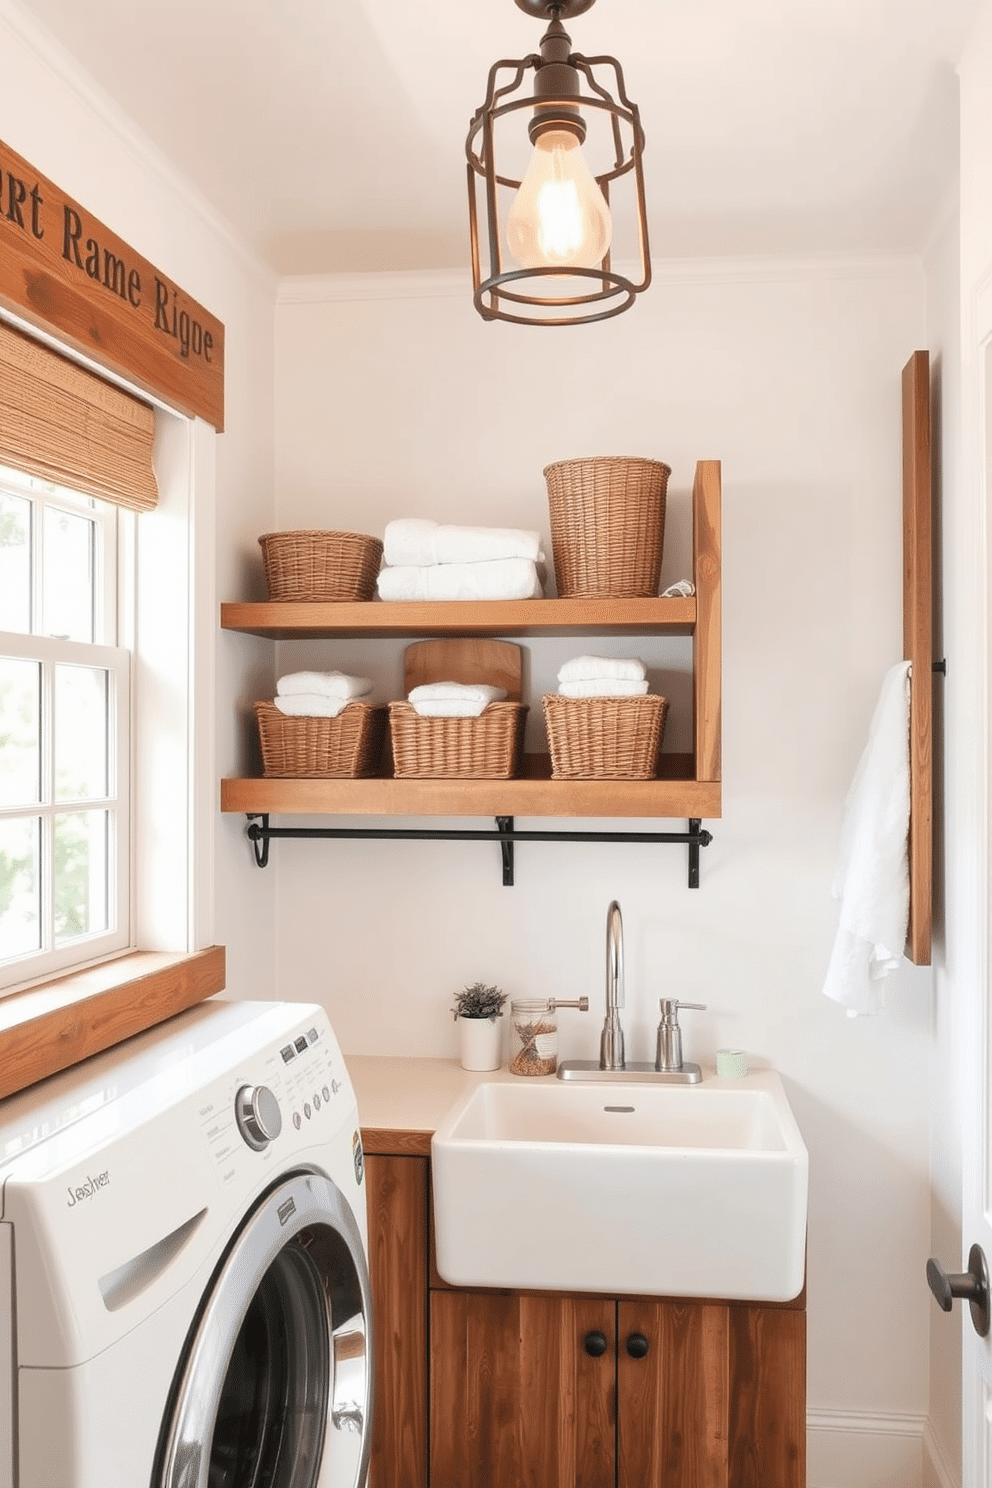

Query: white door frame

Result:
[960,261,992,1488]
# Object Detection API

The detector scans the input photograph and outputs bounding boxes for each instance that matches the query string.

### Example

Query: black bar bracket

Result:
[244,814,713,887]
[246,814,270,869]
[495,816,515,886]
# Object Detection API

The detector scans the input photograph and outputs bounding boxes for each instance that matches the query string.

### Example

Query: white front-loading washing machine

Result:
[0,998,373,1488]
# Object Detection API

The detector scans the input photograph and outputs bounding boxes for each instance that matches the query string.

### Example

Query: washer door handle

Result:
[927,1243,990,1337]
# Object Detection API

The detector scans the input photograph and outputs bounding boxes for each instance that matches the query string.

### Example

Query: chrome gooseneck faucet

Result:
[600,900,626,1070]
[557,899,704,1083]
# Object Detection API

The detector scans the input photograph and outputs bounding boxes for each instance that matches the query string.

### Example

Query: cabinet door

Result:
[726,1306,805,1488]
[365,1154,430,1488]
[430,1289,615,1488]
[617,1301,805,1488]
[618,1300,730,1488]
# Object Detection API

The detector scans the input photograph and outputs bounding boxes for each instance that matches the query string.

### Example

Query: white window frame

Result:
[0,312,216,1001]
[0,473,132,990]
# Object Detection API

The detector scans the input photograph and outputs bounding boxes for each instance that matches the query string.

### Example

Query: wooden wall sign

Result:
[0,138,225,429]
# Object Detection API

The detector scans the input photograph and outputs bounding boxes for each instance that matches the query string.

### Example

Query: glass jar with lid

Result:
[509,999,558,1076]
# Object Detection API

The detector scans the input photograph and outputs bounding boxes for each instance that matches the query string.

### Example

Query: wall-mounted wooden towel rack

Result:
[903,349,937,966]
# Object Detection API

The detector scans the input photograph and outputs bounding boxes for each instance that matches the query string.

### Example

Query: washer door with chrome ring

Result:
[155,1170,373,1488]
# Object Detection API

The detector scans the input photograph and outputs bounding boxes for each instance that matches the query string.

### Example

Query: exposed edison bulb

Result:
[506,128,612,271]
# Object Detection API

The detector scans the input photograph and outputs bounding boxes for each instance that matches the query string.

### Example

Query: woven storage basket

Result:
[389,702,527,779]
[543,456,671,598]
[542,694,669,780]
[255,701,387,778]
[259,530,383,602]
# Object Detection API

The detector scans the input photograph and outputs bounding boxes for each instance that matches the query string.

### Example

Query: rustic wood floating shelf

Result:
[245,813,713,887]
[220,461,722,888]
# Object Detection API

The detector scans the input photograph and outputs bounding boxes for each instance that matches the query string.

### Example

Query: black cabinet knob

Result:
[584,1330,608,1358]
[626,1332,650,1359]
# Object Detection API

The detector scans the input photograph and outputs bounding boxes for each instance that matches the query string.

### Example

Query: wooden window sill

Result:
[0,946,226,1100]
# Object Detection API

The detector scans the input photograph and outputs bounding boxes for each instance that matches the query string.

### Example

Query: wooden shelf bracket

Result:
[244,813,713,887]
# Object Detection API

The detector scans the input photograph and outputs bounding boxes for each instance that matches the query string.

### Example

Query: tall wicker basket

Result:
[543,456,670,598]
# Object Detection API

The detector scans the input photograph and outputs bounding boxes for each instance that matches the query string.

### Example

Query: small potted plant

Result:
[452,981,507,1071]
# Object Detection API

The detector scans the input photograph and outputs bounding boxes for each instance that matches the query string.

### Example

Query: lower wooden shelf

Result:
[220,752,721,821]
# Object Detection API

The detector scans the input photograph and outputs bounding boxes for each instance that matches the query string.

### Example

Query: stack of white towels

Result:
[377,519,545,602]
[556,655,649,698]
[406,683,507,718]
[273,671,373,717]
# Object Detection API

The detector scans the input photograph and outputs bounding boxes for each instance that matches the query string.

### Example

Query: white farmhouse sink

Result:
[431,1071,808,1302]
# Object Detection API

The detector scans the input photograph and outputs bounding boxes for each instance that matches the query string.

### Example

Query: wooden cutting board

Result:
[403,638,522,701]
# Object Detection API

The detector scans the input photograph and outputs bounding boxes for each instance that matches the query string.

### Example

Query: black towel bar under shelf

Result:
[244,814,712,887]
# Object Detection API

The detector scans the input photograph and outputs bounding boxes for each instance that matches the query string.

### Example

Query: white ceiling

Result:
[15,0,984,275]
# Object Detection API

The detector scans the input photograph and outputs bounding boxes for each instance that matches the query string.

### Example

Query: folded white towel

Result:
[662,579,695,598]
[377,559,543,602]
[407,682,507,718]
[274,693,366,718]
[277,671,372,700]
[558,678,650,698]
[384,518,543,567]
[822,661,911,1017]
[557,655,646,684]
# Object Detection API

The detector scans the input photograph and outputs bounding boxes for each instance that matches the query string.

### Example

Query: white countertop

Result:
[347,1055,558,1150]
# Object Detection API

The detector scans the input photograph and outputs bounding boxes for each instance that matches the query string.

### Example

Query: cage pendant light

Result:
[466,0,650,327]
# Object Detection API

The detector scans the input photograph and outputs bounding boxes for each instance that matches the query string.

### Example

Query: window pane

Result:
[0,817,40,959]
[55,665,109,802]
[44,506,94,642]
[54,809,109,944]
[0,658,40,807]
[0,492,31,633]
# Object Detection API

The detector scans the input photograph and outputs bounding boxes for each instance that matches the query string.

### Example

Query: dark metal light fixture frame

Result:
[466,0,651,326]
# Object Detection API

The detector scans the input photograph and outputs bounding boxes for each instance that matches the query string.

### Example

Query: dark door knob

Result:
[626,1332,650,1359]
[927,1243,990,1337]
[584,1330,608,1358]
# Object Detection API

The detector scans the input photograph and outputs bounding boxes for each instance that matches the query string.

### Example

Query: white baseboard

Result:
[807,1409,958,1488]
[923,1416,961,1488]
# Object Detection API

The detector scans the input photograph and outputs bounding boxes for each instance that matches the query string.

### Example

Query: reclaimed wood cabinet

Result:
[363,1142,805,1488]
[365,1152,430,1488]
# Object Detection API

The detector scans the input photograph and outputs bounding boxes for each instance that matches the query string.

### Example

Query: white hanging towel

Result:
[822,660,912,1017]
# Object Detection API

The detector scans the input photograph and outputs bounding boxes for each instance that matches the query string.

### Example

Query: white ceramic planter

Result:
[457,1014,504,1072]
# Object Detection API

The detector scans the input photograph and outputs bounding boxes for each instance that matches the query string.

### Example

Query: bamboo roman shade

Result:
[0,319,158,511]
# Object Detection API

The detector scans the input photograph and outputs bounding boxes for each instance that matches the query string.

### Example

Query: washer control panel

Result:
[279,1025,343,1133]
[201,1016,347,1184]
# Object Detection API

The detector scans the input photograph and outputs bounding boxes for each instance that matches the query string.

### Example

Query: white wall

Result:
[273,261,934,1479]
[0,0,278,1000]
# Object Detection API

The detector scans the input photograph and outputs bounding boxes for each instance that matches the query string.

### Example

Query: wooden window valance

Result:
[1,138,224,429]
[0,318,157,511]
